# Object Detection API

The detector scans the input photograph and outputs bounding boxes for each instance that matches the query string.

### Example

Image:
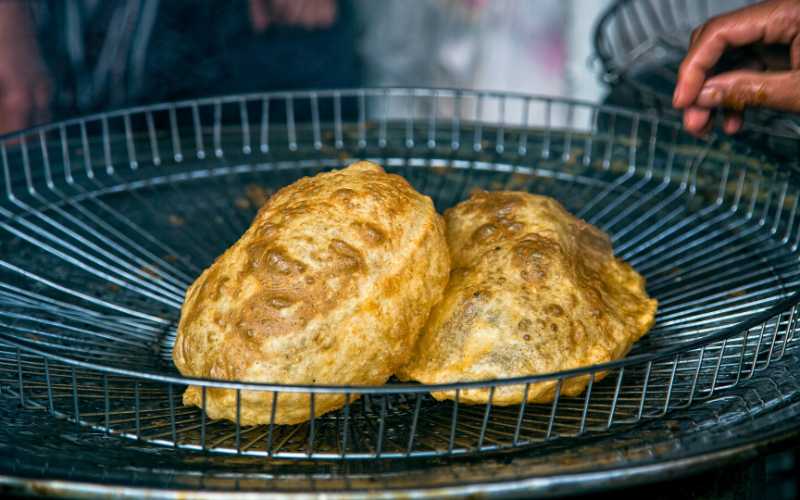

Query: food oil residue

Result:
[140,265,160,280]
[242,184,272,209]
[168,214,185,226]
[721,83,768,111]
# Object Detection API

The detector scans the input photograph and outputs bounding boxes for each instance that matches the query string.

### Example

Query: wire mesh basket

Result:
[0,88,799,464]
[593,0,800,163]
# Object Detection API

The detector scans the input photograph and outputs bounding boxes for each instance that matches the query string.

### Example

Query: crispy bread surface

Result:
[173,161,450,424]
[399,191,657,404]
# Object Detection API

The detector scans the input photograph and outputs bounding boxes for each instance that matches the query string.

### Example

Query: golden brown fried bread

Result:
[398,191,657,405]
[173,161,450,425]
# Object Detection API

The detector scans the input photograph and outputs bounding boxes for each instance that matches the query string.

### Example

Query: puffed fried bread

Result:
[173,161,451,424]
[398,190,657,404]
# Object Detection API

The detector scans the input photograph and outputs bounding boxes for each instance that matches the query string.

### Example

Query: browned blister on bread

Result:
[173,161,450,424]
[398,191,657,404]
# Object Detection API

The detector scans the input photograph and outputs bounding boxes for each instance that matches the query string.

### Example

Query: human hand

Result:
[672,0,800,136]
[249,0,338,32]
[0,1,51,136]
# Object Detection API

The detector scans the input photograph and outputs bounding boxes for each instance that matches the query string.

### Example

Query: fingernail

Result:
[672,88,682,107]
[698,86,722,107]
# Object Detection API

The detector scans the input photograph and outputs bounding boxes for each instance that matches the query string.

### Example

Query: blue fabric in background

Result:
[37,0,362,121]
[142,0,361,102]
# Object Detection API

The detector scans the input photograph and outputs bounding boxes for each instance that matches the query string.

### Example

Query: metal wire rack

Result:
[593,0,800,162]
[0,88,799,462]
[2,351,800,497]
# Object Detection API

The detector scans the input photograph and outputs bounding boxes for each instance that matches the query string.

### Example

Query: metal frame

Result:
[593,0,755,86]
[2,350,800,496]
[0,88,799,461]
[593,0,800,162]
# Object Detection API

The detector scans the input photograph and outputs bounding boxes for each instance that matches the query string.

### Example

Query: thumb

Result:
[694,69,800,113]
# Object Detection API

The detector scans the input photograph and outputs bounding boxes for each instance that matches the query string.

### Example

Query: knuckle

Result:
[704,16,718,29]
[725,81,757,110]
[677,59,693,77]
[703,16,723,32]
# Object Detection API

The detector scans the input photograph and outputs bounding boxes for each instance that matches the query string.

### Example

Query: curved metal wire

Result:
[1,287,799,392]
[593,0,800,163]
[0,88,798,459]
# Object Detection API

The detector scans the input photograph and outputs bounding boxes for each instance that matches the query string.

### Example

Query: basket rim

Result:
[2,288,798,394]
[0,87,797,393]
[0,86,695,143]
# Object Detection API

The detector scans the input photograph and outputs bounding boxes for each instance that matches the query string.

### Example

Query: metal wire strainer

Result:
[0,88,799,495]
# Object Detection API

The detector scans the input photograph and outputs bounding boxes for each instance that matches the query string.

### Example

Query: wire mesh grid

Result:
[593,0,800,162]
[0,88,799,460]
[2,351,800,494]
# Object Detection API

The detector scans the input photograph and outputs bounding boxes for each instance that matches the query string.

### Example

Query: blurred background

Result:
[0,0,612,135]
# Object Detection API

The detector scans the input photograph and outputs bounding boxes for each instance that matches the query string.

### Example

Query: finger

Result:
[0,110,30,134]
[296,0,314,28]
[270,0,296,24]
[699,113,715,137]
[276,0,295,24]
[792,35,800,69]
[287,0,305,25]
[675,18,763,108]
[249,0,271,32]
[0,89,34,135]
[689,24,705,47]
[674,2,800,109]
[722,110,744,134]
[326,0,337,25]
[314,0,333,28]
[309,0,334,28]
[683,106,712,136]
[694,69,800,113]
